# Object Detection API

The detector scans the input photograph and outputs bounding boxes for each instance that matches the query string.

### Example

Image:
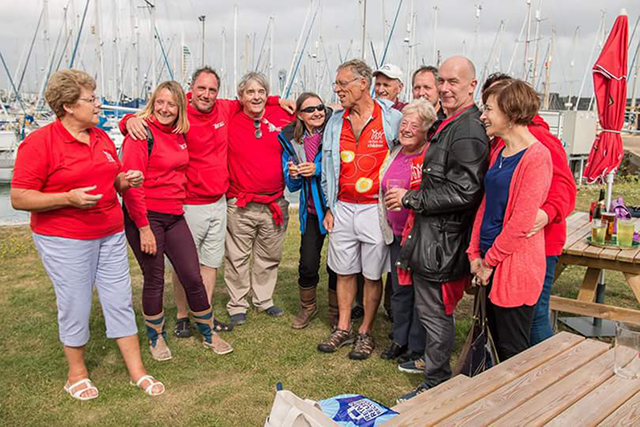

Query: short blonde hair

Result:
[137,81,190,134]
[45,69,96,119]
[402,99,437,132]
[237,72,269,98]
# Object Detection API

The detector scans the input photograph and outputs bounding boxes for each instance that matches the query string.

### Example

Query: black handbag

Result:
[453,286,500,377]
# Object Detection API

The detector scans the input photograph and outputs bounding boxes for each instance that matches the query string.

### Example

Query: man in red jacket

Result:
[224,72,294,326]
[122,67,294,337]
[481,73,577,345]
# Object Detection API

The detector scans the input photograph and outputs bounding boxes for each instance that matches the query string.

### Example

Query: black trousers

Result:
[389,236,426,353]
[486,280,535,361]
[298,213,337,291]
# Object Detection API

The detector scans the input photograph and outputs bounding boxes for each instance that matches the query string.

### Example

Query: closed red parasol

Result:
[583,12,628,183]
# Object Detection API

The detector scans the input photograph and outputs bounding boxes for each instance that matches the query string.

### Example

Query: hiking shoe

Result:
[349,333,375,360]
[398,356,426,374]
[174,317,193,338]
[264,306,284,317]
[317,328,355,353]
[381,342,406,360]
[397,351,422,365]
[229,313,247,326]
[396,383,430,404]
[351,305,365,320]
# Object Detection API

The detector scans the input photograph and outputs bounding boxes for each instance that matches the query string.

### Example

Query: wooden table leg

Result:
[554,263,568,282]
[577,268,601,302]
[622,273,640,304]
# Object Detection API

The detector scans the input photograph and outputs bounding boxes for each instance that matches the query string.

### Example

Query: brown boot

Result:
[292,286,317,329]
[327,288,339,330]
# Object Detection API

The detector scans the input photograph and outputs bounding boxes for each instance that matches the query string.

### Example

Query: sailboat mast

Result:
[95,0,105,98]
[531,1,542,86]
[233,5,238,91]
[361,0,367,60]
[523,0,532,80]
[432,6,438,65]
[542,27,555,110]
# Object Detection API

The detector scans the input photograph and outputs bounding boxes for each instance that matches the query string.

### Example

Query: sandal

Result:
[213,318,233,332]
[174,317,193,338]
[131,374,165,396]
[64,378,99,401]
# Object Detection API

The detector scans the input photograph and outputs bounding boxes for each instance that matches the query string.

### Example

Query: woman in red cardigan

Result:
[122,81,232,361]
[467,79,552,361]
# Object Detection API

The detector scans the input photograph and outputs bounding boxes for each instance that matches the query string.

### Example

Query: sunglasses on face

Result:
[299,104,325,114]
[254,119,262,139]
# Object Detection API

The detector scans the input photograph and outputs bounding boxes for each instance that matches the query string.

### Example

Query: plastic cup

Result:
[614,322,640,380]
[602,212,616,241]
[618,220,635,248]
[386,179,404,211]
[591,219,607,244]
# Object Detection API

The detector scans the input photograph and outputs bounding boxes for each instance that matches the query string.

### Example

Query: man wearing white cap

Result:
[373,64,406,111]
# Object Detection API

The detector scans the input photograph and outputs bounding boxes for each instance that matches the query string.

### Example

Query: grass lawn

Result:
[1,178,639,426]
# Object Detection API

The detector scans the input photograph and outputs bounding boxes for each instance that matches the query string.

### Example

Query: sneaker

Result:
[229,313,247,326]
[317,328,355,353]
[351,305,364,320]
[398,356,426,374]
[396,383,430,404]
[349,333,375,360]
[381,342,407,360]
[397,351,422,365]
[264,306,284,317]
[174,317,193,338]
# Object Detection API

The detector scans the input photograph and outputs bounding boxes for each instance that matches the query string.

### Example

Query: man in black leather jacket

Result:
[387,56,489,400]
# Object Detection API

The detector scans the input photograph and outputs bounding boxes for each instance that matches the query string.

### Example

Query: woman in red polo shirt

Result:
[121,81,232,361]
[11,69,163,400]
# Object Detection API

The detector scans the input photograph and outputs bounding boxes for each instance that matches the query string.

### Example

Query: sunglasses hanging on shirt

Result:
[254,119,263,139]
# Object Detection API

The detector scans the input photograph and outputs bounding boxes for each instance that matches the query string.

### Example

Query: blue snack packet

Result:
[318,394,398,426]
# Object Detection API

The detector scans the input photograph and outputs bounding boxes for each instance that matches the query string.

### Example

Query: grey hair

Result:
[337,59,373,89]
[237,72,269,97]
[402,99,437,132]
[412,65,439,86]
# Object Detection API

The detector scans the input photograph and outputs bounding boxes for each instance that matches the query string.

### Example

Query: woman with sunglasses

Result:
[278,93,338,329]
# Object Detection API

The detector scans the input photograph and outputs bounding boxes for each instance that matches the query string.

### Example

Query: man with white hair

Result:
[374,63,406,111]
[224,72,294,326]
[318,59,401,360]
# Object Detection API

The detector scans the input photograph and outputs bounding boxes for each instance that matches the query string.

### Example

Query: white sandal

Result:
[64,378,99,401]
[131,374,165,396]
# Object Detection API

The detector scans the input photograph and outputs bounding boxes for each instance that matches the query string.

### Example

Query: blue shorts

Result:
[33,231,138,346]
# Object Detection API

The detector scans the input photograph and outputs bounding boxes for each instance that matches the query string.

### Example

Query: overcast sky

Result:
[1,0,638,102]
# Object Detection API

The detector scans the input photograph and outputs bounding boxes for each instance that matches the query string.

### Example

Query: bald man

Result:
[389,56,490,400]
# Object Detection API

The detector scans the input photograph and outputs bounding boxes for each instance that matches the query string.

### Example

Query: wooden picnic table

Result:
[551,212,640,325]
[385,331,640,426]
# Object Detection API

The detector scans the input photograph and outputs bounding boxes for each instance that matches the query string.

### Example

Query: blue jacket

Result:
[321,98,402,211]
[279,122,328,235]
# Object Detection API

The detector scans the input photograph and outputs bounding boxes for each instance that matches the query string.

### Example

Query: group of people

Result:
[11,51,576,402]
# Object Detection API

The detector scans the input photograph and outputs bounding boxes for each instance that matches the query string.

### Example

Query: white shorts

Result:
[327,201,390,280]
[183,197,227,268]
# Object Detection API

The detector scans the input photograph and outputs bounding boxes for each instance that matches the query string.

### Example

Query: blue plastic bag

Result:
[318,394,398,426]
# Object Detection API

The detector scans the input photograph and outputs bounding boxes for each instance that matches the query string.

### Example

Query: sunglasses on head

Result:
[253,119,262,139]
[299,104,325,114]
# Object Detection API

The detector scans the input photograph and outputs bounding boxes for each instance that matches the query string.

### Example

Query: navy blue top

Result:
[480,148,528,253]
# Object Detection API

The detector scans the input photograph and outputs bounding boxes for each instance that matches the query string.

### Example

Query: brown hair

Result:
[45,69,97,119]
[482,79,540,125]
[293,92,325,143]
[191,66,220,87]
[137,81,190,134]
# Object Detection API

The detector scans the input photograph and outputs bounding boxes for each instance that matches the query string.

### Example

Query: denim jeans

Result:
[530,256,559,345]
